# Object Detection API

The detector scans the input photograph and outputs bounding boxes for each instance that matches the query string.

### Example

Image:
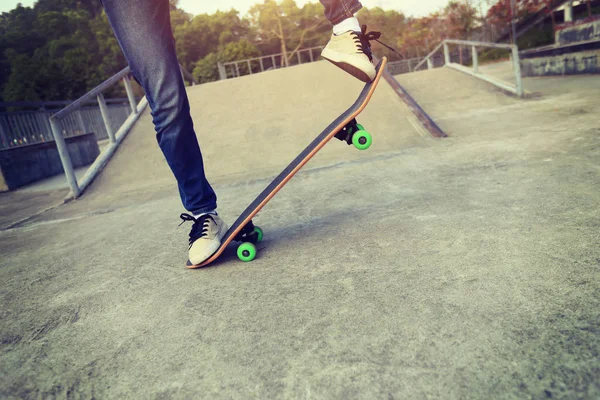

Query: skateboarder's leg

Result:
[319,0,377,82]
[101,0,227,264]
[101,0,216,215]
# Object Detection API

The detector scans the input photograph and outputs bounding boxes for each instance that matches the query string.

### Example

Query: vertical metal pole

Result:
[217,62,227,80]
[297,51,301,64]
[511,45,524,97]
[309,49,314,62]
[443,42,450,65]
[50,116,80,197]
[271,56,276,69]
[259,58,264,72]
[77,110,87,134]
[97,93,115,143]
[14,115,26,144]
[247,60,252,74]
[472,46,479,74]
[18,115,29,144]
[427,57,433,69]
[565,1,573,22]
[38,111,52,141]
[510,0,518,44]
[0,117,8,148]
[27,114,38,143]
[235,63,240,77]
[123,75,138,114]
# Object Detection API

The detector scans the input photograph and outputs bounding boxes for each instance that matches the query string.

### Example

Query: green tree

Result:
[248,0,329,67]
[444,0,479,40]
[358,7,406,60]
[0,5,43,101]
[2,49,42,102]
[173,10,250,71]
[192,39,260,83]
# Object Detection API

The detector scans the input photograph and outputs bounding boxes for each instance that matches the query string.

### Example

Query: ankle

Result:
[193,210,217,219]
[333,16,361,36]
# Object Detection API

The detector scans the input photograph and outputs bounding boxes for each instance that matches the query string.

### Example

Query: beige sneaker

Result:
[180,213,228,265]
[321,26,377,83]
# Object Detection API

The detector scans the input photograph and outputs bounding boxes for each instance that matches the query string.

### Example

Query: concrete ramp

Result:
[395,66,600,141]
[395,67,521,133]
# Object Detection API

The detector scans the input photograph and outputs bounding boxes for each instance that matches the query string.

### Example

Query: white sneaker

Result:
[180,213,228,265]
[321,27,377,82]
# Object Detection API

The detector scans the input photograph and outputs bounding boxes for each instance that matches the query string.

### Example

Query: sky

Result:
[0,0,456,18]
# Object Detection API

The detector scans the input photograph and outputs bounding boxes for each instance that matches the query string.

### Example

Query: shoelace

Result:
[179,213,215,245]
[352,25,402,61]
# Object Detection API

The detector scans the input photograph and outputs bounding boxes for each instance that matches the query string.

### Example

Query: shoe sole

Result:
[321,51,374,83]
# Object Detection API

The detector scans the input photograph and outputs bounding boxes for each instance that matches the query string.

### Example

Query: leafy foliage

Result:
[248,0,329,67]
[1,0,514,102]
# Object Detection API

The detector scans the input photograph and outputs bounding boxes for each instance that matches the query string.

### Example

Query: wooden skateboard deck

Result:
[187,57,387,269]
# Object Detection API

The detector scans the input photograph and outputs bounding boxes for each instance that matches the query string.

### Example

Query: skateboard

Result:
[187,56,388,269]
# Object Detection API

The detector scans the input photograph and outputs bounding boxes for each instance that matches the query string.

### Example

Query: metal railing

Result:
[218,46,325,80]
[0,100,134,149]
[387,57,433,75]
[49,67,149,199]
[413,39,524,97]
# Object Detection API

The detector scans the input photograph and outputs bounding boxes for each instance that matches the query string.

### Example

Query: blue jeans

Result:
[321,0,363,25]
[101,0,362,214]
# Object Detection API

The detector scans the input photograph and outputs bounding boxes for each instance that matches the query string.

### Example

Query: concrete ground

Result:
[0,61,598,399]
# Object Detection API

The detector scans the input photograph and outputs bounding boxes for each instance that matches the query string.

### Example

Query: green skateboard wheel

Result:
[254,226,263,242]
[237,242,257,262]
[352,130,372,150]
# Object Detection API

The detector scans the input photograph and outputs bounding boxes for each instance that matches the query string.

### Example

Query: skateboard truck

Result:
[233,220,260,244]
[231,220,264,262]
[334,118,372,150]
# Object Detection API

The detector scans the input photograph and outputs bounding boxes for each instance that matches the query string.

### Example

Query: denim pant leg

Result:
[101,0,217,214]
[319,0,363,25]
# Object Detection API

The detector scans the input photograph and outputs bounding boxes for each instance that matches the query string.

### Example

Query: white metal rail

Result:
[218,46,325,80]
[49,67,148,199]
[49,64,195,199]
[414,39,524,98]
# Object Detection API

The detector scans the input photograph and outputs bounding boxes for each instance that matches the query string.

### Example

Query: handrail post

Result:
[123,75,138,115]
[49,116,80,197]
[97,93,115,143]
[218,62,227,80]
[427,57,433,69]
[511,45,524,97]
[472,45,479,74]
[443,42,450,65]
[77,110,87,134]
[0,118,8,148]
